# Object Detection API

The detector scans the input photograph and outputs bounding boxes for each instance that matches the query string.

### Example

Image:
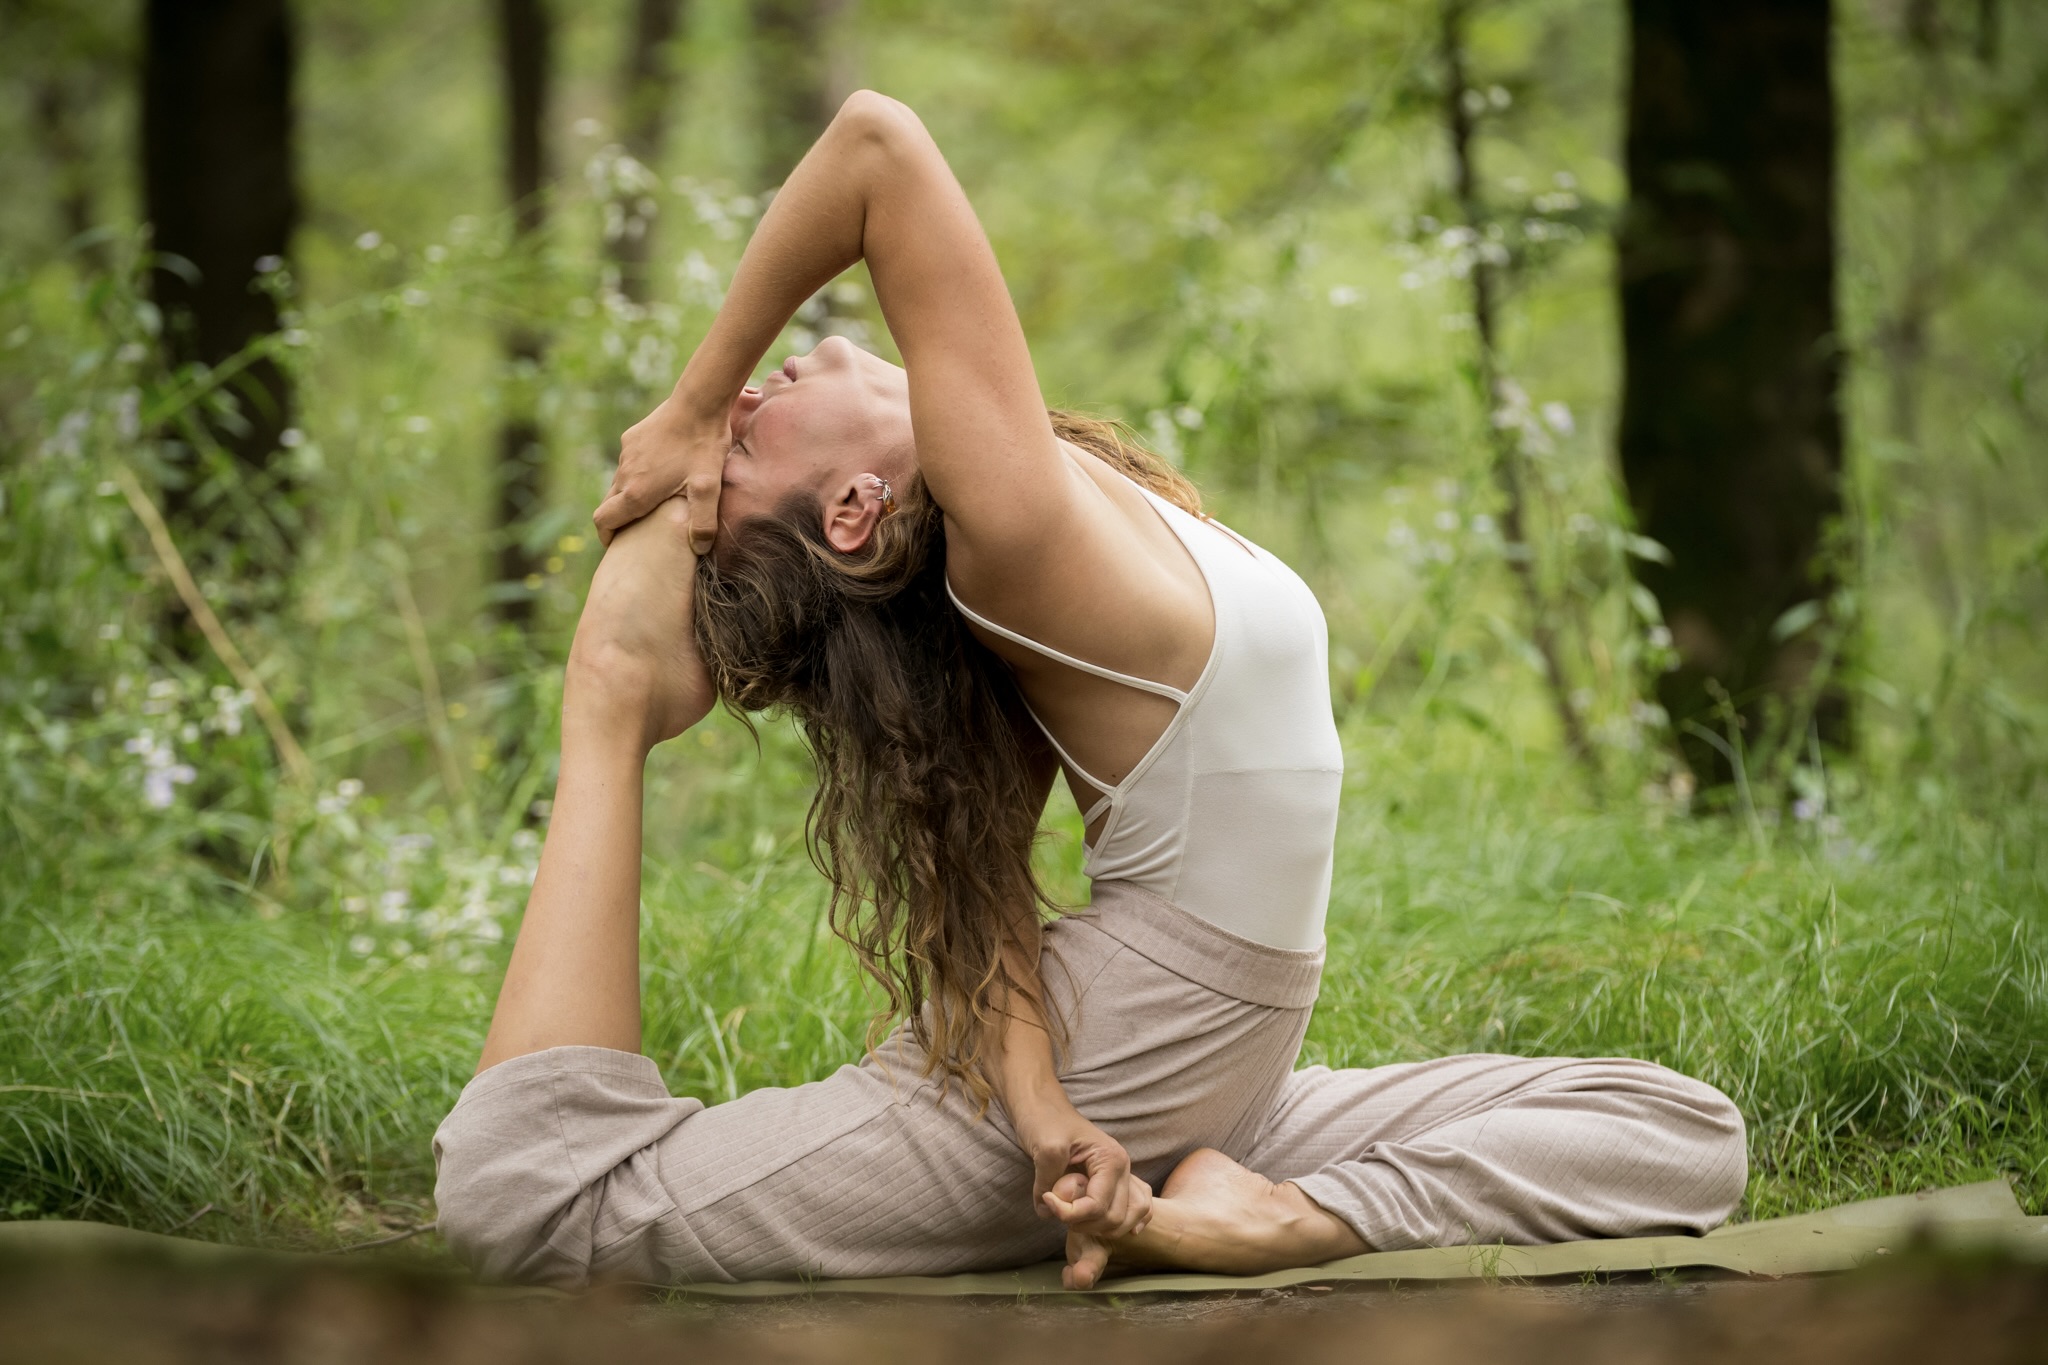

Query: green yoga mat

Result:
[3,1181,2042,1296]
[676,1180,2048,1297]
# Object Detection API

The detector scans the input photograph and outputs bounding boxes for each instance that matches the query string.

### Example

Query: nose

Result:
[729,385,765,430]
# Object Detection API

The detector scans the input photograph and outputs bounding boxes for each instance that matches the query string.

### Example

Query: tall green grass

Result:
[4,706,2042,1245]
[3,5,2044,1249]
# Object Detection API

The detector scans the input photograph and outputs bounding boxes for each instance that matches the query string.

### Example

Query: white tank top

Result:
[948,485,1344,950]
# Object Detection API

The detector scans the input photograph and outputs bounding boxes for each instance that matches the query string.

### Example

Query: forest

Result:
[0,0,2044,1256]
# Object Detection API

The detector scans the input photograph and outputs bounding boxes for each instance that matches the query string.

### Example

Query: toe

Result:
[1066,1231,1110,1290]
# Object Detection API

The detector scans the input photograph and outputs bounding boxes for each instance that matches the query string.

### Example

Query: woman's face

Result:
[719,335,914,551]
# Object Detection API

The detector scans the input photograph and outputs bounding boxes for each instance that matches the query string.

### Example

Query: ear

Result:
[823,474,887,553]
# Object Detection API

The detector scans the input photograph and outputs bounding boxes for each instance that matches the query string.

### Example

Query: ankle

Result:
[1274,1181,1365,1259]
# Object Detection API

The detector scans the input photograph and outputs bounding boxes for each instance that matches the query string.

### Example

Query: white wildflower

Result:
[143,763,196,809]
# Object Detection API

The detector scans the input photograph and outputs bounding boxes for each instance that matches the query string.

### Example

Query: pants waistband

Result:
[1061,880,1324,1010]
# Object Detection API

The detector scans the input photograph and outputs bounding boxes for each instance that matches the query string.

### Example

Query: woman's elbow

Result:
[830,89,931,156]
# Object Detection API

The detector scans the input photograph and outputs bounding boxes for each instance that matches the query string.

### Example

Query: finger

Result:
[1041,1171,1091,1225]
[1119,1176,1154,1239]
[683,471,720,556]
[1052,1186,1103,1227]
[1084,1156,1126,1231]
[592,492,637,545]
[1044,1190,1099,1227]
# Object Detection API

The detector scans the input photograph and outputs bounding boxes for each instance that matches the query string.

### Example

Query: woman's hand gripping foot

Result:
[1054,1147,1368,1288]
[1023,1108,1154,1290]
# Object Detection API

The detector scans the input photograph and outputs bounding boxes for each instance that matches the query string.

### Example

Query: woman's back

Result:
[951,484,1343,950]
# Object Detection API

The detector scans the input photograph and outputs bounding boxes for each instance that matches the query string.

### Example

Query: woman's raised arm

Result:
[593,92,1069,567]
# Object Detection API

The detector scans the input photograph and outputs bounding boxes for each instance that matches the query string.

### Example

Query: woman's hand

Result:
[1012,1095,1152,1244]
[592,395,730,552]
[566,496,717,751]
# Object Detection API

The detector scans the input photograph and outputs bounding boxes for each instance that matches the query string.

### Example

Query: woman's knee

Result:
[1590,1057,1749,1221]
[1673,1070,1750,1219]
[1525,1057,1747,1221]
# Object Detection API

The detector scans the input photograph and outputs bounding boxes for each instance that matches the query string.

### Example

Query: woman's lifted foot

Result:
[1060,1147,1367,1289]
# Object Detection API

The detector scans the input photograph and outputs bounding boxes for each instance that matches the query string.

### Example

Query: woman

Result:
[433,92,1746,1290]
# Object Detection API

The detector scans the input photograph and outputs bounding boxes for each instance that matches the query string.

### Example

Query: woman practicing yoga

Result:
[433,92,1747,1290]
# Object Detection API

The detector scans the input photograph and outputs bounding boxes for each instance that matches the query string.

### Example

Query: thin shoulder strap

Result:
[945,580,1190,704]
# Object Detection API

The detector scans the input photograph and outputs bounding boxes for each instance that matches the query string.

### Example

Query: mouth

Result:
[781,356,799,382]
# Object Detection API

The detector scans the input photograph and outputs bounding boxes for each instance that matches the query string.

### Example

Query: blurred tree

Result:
[495,0,552,630]
[1618,0,1847,787]
[609,0,689,302]
[750,0,852,189]
[141,0,299,576]
[3,0,125,272]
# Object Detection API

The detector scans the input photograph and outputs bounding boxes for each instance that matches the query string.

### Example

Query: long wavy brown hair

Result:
[693,411,1202,1106]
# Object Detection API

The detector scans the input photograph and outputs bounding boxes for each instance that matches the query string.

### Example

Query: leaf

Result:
[1622,533,1673,565]
[1772,600,1824,642]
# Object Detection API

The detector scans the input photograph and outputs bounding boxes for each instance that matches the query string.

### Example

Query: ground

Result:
[4,1248,2045,1365]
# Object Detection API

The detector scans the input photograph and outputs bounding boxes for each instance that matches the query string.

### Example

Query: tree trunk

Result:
[495,0,551,631]
[141,0,298,561]
[608,0,688,303]
[1618,0,1847,787]
[749,0,851,189]
[1439,0,1599,789]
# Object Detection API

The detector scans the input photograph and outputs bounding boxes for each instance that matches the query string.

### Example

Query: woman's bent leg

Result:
[433,1040,1058,1288]
[1239,1055,1748,1251]
[434,896,1325,1288]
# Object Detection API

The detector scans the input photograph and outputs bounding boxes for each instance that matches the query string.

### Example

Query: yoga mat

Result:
[3,1181,2041,1297]
[672,1180,2048,1297]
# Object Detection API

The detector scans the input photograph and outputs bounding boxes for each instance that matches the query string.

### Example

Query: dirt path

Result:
[5,1254,2045,1363]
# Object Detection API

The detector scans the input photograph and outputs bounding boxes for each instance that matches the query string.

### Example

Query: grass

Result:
[3,706,2042,1251]
[1,3,2042,1253]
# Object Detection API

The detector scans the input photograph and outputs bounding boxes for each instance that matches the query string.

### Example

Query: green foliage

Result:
[0,0,2044,1248]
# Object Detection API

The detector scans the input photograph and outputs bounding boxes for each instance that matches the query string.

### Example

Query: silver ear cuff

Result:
[865,473,898,517]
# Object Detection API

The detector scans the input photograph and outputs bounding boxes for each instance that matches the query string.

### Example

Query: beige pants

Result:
[433,883,1747,1287]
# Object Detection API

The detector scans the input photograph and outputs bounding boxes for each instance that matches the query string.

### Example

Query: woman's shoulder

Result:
[943,444,1215,691]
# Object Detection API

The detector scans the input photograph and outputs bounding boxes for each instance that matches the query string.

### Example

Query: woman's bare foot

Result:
[1062,1148,1367,1288]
